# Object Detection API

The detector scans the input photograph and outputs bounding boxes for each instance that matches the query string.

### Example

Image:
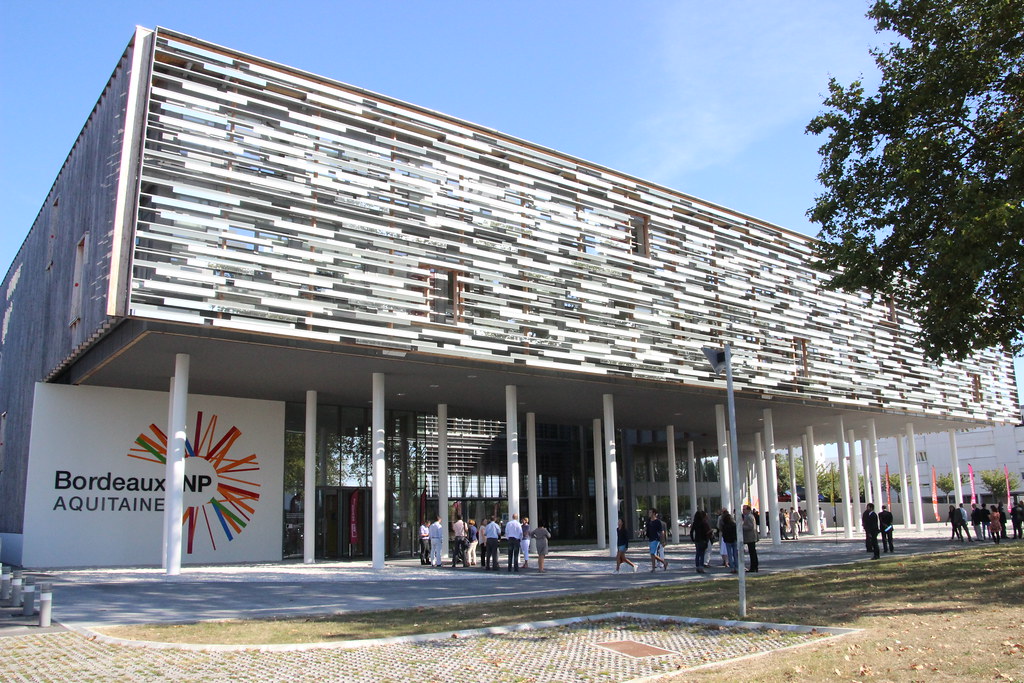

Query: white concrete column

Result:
[648,455,657,511]
[303,390,317,564]
[438,403,449,559]
[164,353,189,576]
[835,418,852,538]
[667,426,679,544]
[861,438,873,506]
[593,419,606,549]
[371,373,386,570]
[847,428,861,530]
[526,412,539,532]
[765,411,778,544]
[949,429,964,506]
[715,404,731,510]
[907,423,924,531]
[805,426,821,535]
[896,434,911,529]
[763,409,780,545]
[755,433,769,538]
[869,419,884,510]
[505,385,520,518]
[789,443,799,509]
[741,452,753,508]
[603,394,619,558]
[687,441,698,518]
[162,377,174,570]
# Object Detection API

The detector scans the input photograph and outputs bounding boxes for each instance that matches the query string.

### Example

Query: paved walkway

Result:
[0,523,989,681]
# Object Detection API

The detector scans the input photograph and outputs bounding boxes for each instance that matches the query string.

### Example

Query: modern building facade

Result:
[1,27,1018,568]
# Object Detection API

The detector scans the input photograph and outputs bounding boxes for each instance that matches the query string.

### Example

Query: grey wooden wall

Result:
[0,36,146,533]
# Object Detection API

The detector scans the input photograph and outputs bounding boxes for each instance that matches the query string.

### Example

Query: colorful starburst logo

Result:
[128,412,261,554]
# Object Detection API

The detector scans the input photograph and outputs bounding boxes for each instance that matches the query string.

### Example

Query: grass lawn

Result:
[101,542,1024,681]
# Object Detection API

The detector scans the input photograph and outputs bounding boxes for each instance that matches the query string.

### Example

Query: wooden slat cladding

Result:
[128,31,1017,424]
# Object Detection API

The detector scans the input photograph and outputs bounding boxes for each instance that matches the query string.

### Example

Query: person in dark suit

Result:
[878,505,895,552]
[862,503,880,560]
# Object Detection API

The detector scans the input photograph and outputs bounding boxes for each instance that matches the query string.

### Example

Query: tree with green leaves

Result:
[978,468,1020,503]
[819,463,842,502]
[807,0,1024,361]
[775,456,804,498]
[935,472,958,503]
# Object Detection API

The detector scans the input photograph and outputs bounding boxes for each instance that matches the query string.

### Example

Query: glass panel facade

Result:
[283,403,599,557]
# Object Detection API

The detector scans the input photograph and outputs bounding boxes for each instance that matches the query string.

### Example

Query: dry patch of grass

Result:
[101,544,1024,680]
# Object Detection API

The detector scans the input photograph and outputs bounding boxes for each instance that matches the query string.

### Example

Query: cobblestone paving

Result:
[0,618,836,682]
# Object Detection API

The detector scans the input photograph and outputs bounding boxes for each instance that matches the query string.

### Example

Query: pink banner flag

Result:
[932,466,940,521]
[885,464,891,508]
[1006,465,1013,504]
[968,464,977,505]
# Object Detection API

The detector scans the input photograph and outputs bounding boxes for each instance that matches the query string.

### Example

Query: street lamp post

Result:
[703,343,746,618]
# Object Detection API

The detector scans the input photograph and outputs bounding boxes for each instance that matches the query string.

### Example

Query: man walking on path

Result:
[959,504,973,541]
[862,503,880,560]
[645,508,669,572]
[879,505,895,553]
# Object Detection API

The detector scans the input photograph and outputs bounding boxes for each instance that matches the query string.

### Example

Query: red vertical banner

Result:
[349,489,360,546]
[885,464,891,509]
[931,466,940,521]
[1006,466,1013,504]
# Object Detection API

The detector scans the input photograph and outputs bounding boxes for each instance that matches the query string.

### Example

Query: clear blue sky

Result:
[1,1,1020,401]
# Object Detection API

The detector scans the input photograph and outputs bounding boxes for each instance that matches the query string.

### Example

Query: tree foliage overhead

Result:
[807,0,1024,361]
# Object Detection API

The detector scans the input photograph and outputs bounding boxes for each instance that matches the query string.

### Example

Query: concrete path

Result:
[0,523,1000,682]
[3,522,972,630]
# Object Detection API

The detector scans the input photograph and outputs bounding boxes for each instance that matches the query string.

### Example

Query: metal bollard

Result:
[0,565,10,601]
[22,580,35,616]
[38,583,52,628]
[11,570,23,607]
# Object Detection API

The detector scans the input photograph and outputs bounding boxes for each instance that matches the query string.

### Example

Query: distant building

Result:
[0,27,1018,567]
[876,413,1024,511]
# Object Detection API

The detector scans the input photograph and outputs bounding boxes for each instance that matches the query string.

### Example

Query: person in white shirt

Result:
[428,516,443,567]
[418,520,430,565]
[504,513,523,572]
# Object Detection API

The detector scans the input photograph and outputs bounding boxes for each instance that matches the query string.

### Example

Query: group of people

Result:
[777,506,829,540]
[614,506,762,575]
[685,506,760,574]
[945,501,1024,543]
[417,498,1024,577]
[419,513,552,572]
[860,503,895,559]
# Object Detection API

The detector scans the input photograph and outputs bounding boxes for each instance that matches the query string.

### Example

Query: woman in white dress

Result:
[520,517,531,568]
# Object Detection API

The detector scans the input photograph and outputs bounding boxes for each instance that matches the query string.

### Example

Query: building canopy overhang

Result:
[56,319,998,453]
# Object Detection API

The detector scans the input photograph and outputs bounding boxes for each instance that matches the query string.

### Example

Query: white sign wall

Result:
[22,383,284,567]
